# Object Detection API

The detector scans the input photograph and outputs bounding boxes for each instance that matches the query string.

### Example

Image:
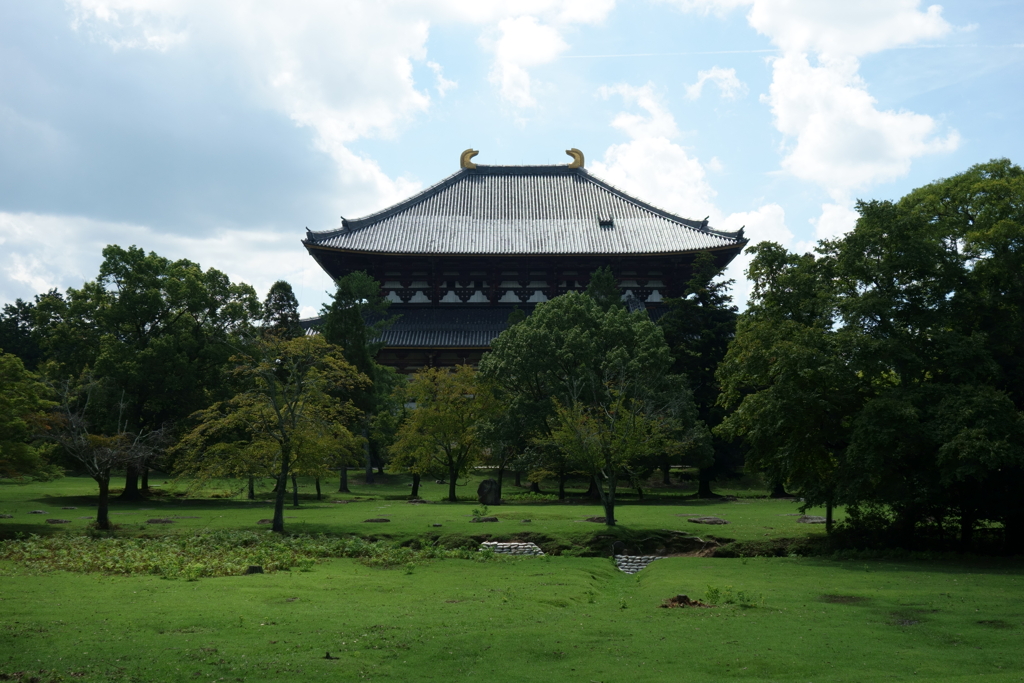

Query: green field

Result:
[0,472,836,548]
[2,475,1022,682]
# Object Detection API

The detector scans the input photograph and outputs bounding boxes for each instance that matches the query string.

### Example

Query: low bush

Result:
[0,530,497,579]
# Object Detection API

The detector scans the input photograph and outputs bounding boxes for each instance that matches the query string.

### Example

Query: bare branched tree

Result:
[46,376,167,529]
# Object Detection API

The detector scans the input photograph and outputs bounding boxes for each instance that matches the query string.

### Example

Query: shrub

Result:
[0,530,498,578]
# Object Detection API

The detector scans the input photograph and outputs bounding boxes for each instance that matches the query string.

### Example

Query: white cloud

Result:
[66,0,436,213]
[591,83,717,222]
[599,83,680,140]
[766,53,960,202]
[64,1,618,202]
[663,0,960,234]
[666,0,951,56]
[483,16,569,107]
[685,66,747,100]
[744,0,951,59]
[811,202,860,241]
[719,203,794,308]
[427,61,457,97]
[0,212,335,312]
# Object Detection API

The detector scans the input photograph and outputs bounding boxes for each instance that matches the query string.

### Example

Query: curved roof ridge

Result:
[307,164,743,242]
[575,168,743,240]
[306,167,469,239]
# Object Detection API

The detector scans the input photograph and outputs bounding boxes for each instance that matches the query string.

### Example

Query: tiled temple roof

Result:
[303,165,745,256]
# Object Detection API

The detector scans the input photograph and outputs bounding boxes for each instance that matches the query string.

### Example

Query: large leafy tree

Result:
[390,365,495,502]
[261,280,303,339]
[0,351,58,480]
[717,160,1024,548]
[716,244,860,530]
[319,270,396,483]
[658,252,739,496]
[34,245,261,498]
[174,336,366,532]
[481,291,702,521]
[0,294,56,371]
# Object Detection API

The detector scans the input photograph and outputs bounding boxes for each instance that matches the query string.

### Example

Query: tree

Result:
[174,335,366,532]
[717,160,1024,548]
[480,291,699,521]
[715,246,860,531]
[547,388,672,524]
[390,366,495,502]
[0,295,51,371]
[45,376,165,529]
[34,245,261,498]
[0,351,59,480]
[319,271,396,483]
[261,281,303,339]
[658,252,738,496]
[585,265,623,312]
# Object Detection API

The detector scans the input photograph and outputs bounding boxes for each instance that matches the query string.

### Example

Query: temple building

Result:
[302,149,747,372]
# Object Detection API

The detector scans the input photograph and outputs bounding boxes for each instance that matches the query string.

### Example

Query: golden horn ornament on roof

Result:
[460,149,479,169]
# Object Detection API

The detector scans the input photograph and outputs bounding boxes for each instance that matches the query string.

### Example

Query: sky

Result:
[1,0,1022,316]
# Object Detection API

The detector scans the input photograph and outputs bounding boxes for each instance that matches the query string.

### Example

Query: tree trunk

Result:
[248,476,255,500]
[338,466,350,493]
[635,484,644,501]
[410,472,420,498]
[697,468,716,498]
[315,477,322,500]
[119,464,142,501]
[661,459,671,485]
[585,476,601,500]
[447,462,458,502]
[363,423,374,484]
[528,480,541,494]
[291,473,299,507]
[602,499,616,525]
[558,470,567,500]
[598,473,617,526]
[140,466,149,495]
[272,466,288,533]
[514,469,521,487]
[770,482,793,498]
[1004,511,1024,556]
[960,506,975,553]
[826,500,833,534]
[95,475,111,530]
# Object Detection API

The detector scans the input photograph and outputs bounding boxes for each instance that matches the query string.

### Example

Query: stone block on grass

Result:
[688,516,729,525]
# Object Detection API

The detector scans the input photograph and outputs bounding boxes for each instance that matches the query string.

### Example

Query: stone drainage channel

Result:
[477,542,665,574]
[614,555,665,574]
[479,541,545,556]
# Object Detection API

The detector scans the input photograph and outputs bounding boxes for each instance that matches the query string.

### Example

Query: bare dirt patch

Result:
[821,594,868,604]
[659,594,713,608]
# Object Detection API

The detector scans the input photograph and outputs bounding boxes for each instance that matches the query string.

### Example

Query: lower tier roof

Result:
[302,303,668,351]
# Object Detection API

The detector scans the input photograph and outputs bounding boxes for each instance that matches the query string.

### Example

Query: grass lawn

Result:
[2,555,1022,682]
[2,475,1022,682]
[0,472,836,548]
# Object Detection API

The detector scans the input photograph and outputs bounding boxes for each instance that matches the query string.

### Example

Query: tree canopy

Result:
[174,335,367,532]
[0,350,58,480]
[717,159,1024,548]
[481,290,703,523]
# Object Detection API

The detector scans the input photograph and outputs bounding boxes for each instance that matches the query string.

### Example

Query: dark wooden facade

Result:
[303,158,747,372]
